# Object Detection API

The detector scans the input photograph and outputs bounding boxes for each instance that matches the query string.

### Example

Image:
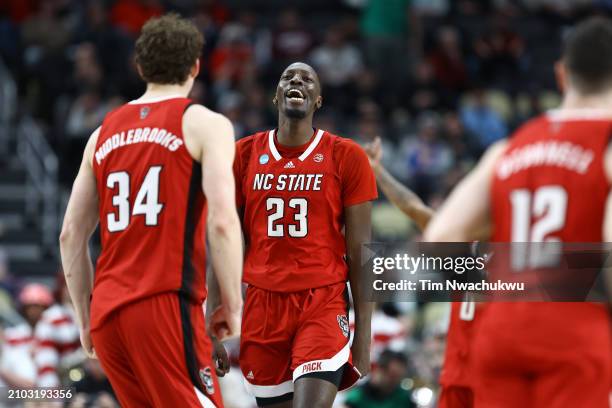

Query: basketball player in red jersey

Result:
[364,137,476,408]
[215,62,377,407]
[59,14,243,407]
[425,17,612,408]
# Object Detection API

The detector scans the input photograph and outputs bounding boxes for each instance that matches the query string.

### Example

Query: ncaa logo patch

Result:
[337,315,349,338]
[314,153,324,163]
[140,106,150,119]
[198,367,215,395]
[259,154,269,164]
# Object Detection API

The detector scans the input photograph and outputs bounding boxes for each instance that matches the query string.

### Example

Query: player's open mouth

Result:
[285,88,305,104]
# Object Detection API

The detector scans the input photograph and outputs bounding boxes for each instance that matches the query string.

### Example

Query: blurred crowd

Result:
[3,0,608,215]
[1,0,611,406]
[0,249,118,407]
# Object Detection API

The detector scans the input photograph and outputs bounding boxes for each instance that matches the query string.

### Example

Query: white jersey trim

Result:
[194,386,217,408]
[546,108,612,121]
[243,378,293,398]
[128,94,184,105]
[268,129,325,162]
[292,341,351,382]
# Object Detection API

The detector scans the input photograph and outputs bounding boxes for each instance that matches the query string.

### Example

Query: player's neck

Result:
[561,89,612,113]
[276,116,314,147]
[140,82,191,100]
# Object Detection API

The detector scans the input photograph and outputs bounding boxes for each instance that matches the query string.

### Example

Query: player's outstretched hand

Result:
[363,136,383,169]
[209,304,241,341]
[80,328,97,359]
[211,337,230,377]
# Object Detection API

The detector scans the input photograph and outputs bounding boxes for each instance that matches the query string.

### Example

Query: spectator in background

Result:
[343,349,415,408]
[34,272,83,387]
[441,111,481,165]
[0,284,53,388]
[110,0,163,36]
[428,26,469,97]
[0,249,20,326]
[473,14,527,90]
[404,60,444,115]
[209,24,254,85]
[399,112,453,201]
[271,9,314,70]
[460,88,508,148]
[310,24,364,112]
[69,359,118,408]
[73,1,133,86]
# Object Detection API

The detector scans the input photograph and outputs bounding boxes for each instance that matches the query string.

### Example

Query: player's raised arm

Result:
[183,104,243,340]
[364,136,434,231]
[59,127,100,358]
[424,140,507,242]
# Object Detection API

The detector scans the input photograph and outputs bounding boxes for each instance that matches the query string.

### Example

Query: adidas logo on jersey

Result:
[284,161,295,169]
[247,371,254,380]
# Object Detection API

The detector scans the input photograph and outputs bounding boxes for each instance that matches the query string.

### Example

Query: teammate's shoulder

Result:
[511,113,556,140]
[183,103,228,123]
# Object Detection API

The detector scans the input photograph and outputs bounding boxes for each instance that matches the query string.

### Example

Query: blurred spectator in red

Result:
[110,0,163,36]
[33,272,83,387]
[428,26,468,93]
[209,24,254,84]
[0,283,53,388]
[271,9,314,67]
[310,25,364,113]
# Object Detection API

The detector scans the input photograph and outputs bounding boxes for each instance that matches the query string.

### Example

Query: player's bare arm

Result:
[345,201,374,377]
[424,140,507,242]
[183,104,243,340]
[364,136,434,231]
[601,142,612,301]
[59,127,100,359]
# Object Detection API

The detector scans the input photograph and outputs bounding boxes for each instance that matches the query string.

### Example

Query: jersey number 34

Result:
[106,166,164,232]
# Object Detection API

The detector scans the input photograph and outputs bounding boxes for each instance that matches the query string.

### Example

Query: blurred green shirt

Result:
[360,0,411,37]
[344,383,415,408]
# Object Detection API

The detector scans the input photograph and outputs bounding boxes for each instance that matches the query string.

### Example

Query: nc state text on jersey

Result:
[95,127,184,164]
[253,173,323,191]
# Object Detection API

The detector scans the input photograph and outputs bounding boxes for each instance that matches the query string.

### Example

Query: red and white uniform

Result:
[1,323,36,386]
[33,304,82,387]
[90,96,221,407]
[234,129,377,399]
[474,110,612,408]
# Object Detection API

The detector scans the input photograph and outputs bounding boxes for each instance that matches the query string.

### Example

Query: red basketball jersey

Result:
[234,129,377,292]
[485,110,612,357]
[91,96,207,330]
[492,110,611,243]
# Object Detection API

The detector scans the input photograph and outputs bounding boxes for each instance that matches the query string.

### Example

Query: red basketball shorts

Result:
[239,282,360,401]
[438,385,474,408]
[472,303,611,408]
[90,292,222,407]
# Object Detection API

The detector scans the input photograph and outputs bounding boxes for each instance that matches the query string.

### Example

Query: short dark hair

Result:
[134,13,203,85]
[377,349,409,369]
[563,17,612,94]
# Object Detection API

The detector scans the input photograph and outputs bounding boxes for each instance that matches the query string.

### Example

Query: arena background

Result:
[0,0,605,407]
